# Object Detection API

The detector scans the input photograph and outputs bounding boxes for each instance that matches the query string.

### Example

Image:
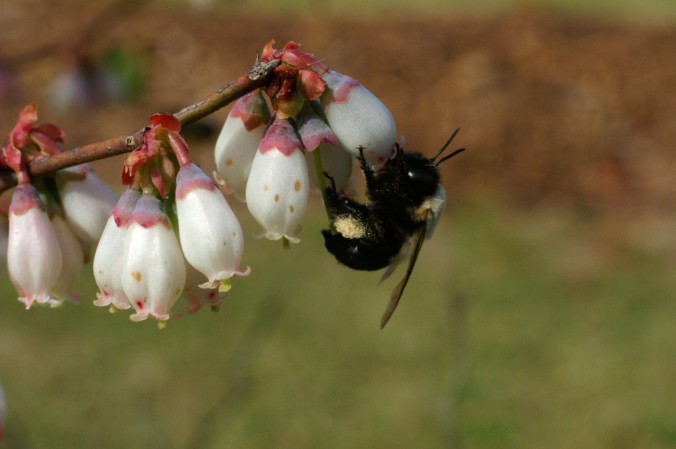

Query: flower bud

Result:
[245,118,309,243]
[322,70,397,167]
[182,263,224,314]
[7,184,62,309]
[214,91,270,201]
[93,188,141,311]
[57,164,118,244]
[51,215,84,304]
[176,163,250,289]
[121,195,186,322]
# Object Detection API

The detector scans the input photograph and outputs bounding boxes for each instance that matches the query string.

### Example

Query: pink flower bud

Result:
[121,195,186,322]
[214,91,270,201]
[51,215,84,304]
[7,184,62,309]
[57,164,118,244]
[245,118,309,243]
[322,70,397,167]
[176,163,250,289]
[93,188,140,311]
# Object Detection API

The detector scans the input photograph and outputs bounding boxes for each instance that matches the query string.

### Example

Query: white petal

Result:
[58,165,118,244]
[176,163,249,289]
[323,70,397,167]
[245,149,309,243]
[8,184,62,308]
[93,189,140,310]
[121,196,186,322]
[214,113,266,202]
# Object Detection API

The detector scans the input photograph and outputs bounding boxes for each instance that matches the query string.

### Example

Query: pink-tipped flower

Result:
[121,195,185,322]
[245,117,309,243]
[176,163,250,290]
[7,183,62,309]
[93,188,141,311]
[50,215,84,304]
[322,69,397,167]
[181,263,224,314]
[57,164,118,244]
[214,91,270,201]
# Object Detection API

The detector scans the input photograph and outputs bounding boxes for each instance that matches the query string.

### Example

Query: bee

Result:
[322,129,465,328]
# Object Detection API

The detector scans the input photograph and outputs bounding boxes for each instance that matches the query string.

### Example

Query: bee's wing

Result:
[380,210,429,329]
[378,242,410,284]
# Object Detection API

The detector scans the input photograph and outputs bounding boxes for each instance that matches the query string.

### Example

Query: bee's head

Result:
[390,129,465,201]
[400,151,442,199]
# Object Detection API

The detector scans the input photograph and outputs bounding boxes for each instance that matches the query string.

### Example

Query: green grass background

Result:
[1,202,674,448]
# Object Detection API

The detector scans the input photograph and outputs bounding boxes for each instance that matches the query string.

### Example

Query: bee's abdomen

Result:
[321,225,404,271]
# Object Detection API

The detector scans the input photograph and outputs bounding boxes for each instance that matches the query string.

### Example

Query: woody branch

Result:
[0,59,281,194]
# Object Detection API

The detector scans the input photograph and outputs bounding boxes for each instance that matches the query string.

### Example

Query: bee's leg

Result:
[323,171,337,191]
[357,146,378,191]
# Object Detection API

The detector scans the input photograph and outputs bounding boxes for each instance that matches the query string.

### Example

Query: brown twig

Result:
[0,59,281,194]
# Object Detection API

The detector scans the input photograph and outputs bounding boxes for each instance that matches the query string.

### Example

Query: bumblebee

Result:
[322,129,465,328]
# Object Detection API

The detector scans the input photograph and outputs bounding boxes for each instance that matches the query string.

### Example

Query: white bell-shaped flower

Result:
[305,142,355,194]
[93,188,140,311]
[245,117,309,243]
[322,69,397,167]
[181,263,224,314]
[50,215,84,304]
[121,195,186,322]
[214,90,270,201]
[57,164,118,244]
[176,162,250,290]
[7,183,62,309]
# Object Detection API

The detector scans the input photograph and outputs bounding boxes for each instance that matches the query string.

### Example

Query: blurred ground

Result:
[0,1,674,449]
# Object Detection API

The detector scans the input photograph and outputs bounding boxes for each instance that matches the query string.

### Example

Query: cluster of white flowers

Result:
[1,41,399,326]
[91,115,249,324]
[214,41,397,243]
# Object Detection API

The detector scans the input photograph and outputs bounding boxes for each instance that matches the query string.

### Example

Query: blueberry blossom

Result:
[176,162,250,290]
[56,164,118,244]
[214,90,271,201]
[121,194,186,323]
[322,69,397,167]
[181,263,224,314]
[245,117,309,243]
[93,188,141,311]
[7,183,62,309]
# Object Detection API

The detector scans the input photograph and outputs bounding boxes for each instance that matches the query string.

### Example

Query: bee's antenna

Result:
[436,147,466,165]
[431,128,461,163]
